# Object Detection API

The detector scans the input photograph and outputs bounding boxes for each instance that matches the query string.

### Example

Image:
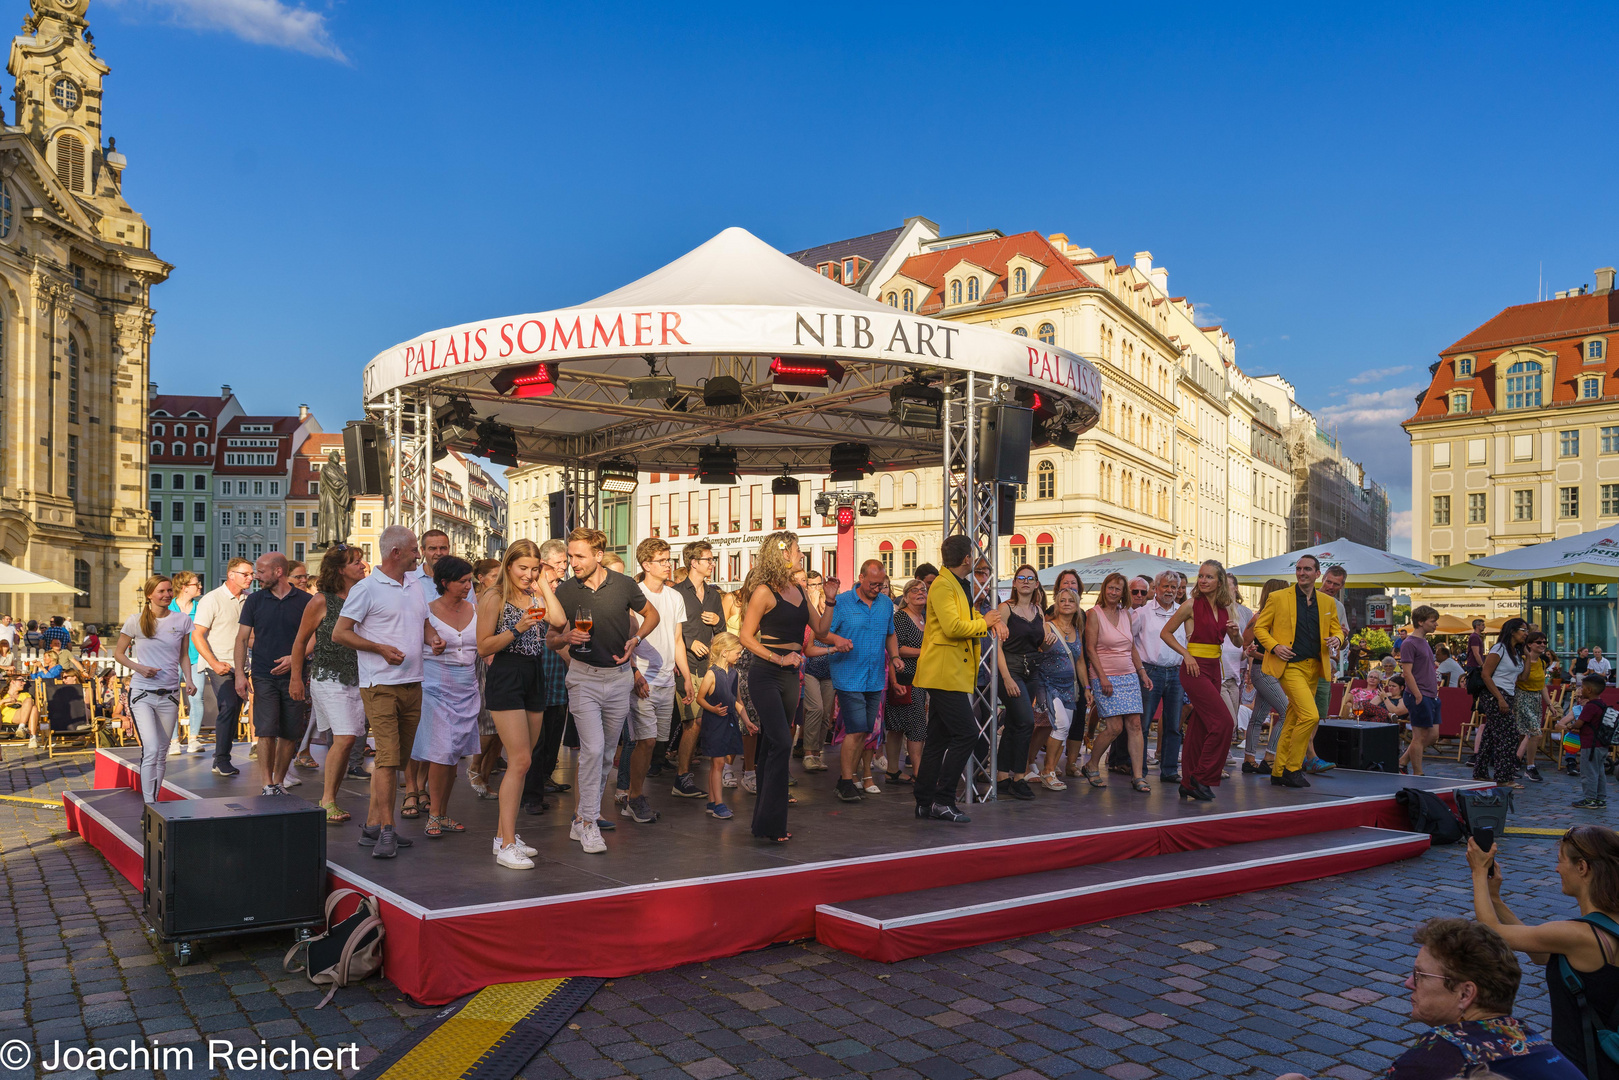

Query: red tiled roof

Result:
[1407,291,1619,424]
[215,415,305,476]
[891,232,1101,315]
[149,394,230,419]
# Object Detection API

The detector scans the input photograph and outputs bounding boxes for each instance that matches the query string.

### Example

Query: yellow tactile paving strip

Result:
[378,978,568,1080]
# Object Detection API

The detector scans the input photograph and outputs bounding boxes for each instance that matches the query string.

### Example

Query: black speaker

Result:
[143,795,326,939]
[343,421,390,497]
[977,404,1033,485]
[998,484,1018,533]
[1314,719,1401,772]
[548,489,573,541]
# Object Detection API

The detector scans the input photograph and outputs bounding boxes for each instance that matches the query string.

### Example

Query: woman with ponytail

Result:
[114,575,197,803]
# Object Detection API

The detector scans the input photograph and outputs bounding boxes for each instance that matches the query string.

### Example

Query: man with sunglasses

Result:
[670,541,724,798]
[193,557,253,777]
[1132,571,1188,783]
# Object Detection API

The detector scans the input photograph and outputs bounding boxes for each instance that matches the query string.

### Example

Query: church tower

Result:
[0,0,171,625]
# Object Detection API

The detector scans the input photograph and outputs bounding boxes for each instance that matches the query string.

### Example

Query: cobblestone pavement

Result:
[0,739,1608,1080]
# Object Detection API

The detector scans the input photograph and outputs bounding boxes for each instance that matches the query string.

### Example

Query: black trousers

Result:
[997,673,1035,774]
[206,670,241,768]
[915,689,976,809]
[748,658,799,839]
[521,702,569,805]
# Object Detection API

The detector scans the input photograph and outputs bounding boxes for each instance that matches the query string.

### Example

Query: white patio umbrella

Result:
[1003,549,1200,592]
[1227,538,1439,588]
[0,561,82,595]
[1423,523,1619,585]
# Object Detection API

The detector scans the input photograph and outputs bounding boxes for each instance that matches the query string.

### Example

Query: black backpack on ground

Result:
[1395,787,1465,844]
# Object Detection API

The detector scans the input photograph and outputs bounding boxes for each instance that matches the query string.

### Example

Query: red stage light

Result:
[835,506,855,528]
[770,356,845,390]
[492,362,557,398]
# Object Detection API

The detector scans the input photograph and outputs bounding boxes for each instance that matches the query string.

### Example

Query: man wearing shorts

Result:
[1398,606,1442,775]
[671,540,724,799]
[235,553,310,794]
[334,526,433,859]
[827,560,900,804]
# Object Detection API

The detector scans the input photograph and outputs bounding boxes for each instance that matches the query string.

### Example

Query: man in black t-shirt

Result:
[669,541,725,798]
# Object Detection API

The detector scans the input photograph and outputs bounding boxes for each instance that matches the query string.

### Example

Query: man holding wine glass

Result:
[547,527,661,855]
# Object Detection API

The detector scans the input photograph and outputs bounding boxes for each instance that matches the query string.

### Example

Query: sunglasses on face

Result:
[1015,574,1037,582]
[1130,589,1149,596]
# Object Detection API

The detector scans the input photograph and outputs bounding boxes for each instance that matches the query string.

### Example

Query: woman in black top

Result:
[738,531,837,842]
[993,564,1049,801]
[1469,825,1619,1080]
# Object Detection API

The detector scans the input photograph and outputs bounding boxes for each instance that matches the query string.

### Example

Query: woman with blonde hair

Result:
[167,571,206,756]
[1083,572,1151,791]
[114,575,196,803]
[738,531,836,843]
[1038,587,1090,787]
[1158,560,1243,801]
[476,538,563,869]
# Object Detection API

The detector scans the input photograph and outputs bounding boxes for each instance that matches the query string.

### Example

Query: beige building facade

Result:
[0,0,168,624]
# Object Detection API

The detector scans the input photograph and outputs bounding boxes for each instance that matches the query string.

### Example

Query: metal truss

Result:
[375,388,434,536]
[942,372,1004,804]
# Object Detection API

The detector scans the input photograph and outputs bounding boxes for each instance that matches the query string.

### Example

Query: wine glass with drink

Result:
[575,607,593,637]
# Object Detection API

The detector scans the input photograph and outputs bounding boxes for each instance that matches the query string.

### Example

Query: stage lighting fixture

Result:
[472,417,520,468]
[771,468,800,496]
[855,492,878,518]
[812,493,832,517]
[492,361,558,399]
[887,376,944,429]
[628,356,676,401]
[1044,401,1082,451]
[697,442,738,485]
[597,459,640,494]
[769,356,844,394]
[828,442,872,482]
[835,506,855,528]
[702,376,744,408]
[436,395,478,444]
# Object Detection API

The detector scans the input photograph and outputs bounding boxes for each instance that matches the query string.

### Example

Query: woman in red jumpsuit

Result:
[1158,561,1243,801]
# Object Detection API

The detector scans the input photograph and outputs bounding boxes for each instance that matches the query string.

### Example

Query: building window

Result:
[253,481,264,495]
[1583,377,1602,400]
[66,337,79,423]
[886,292,897,307]
[1589,340,1606,361]
[268,511,280,527]
[219,509,230,527]
[1009,533,1027,566]
[73,559,89,607]
[170,534,184,557]
[294,511,306,528]
[194,442,207,457]
[878,541,894,578]
[1433,443,1451,468]
[1560,487,1580,518]
[193,535,205,559]
[1602,485,1619,516]
[1013,327,1028,337]
[1013,267,1027,293]
[193,474,205,490]
[294,542,305,562]
[361,512,373,528]
[1457,357,1473,376]
[949,280,962,305]
[1036,532,1055,570]
[966,277,979,302]
[1451,394,1468,414]
[0,183,10,238]
[902,290,913,312]
[151,441,162,457]
[1432,495,1450,525]
[1561,430,1580,457]
[221,543,230,564]
[901,541,917,577]
[252,511,263,526]
[1434,554,1451,568]
[1038,323,1056,345]
[900,472,918,508]
[150,500,161,522]
[252,543,263,559]
[54,133,85,193]
[1468,493,1486,523]
[171,501,183,522]
[1512,434,1534,461]
[1504,360,1543,409]
[1468,439,1487,465]
[1513,489,1534,521]
[1036,460,1056,499]
[269,481,280,495]
[66,434,78,500]
[728,552,741,580]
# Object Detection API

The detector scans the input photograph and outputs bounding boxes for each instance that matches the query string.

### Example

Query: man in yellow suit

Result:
[1252,553,1343,789]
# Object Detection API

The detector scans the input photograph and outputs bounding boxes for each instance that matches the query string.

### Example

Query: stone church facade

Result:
[0,0,168,625]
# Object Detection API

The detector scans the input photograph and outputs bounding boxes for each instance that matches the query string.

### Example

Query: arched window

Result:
[902,289,913,312]
[1036,460,1055,499]
[886,292,898,307]
[1013,327,1028,337]
[172,442,184,456]
[150,441,161,457]
[54,133,85,193]
[0,183,10,238]
[900,472,918,508]
[1009,532,1028,567]
[174,424,187,437]
[152,422,164,437]
[73,559,90,608]
[1140,478,1150,509]
[901,538,918,576]
[1505,360,1543,409]
[196,425,208,438]
[1013,267,1027,293]
[966,277,979,302]
[1035,532,1055,570]
[878,473,895,508]
[194,442,207,457]
[1038,323,1056,345]
[950,280,962,305]
[878,540,894,578]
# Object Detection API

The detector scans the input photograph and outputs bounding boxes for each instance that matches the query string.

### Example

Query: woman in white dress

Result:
[413,556,482,837]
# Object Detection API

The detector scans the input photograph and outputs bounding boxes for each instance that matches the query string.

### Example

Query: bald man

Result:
[235,553,310,793]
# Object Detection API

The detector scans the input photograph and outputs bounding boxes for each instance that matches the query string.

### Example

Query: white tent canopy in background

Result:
[1423,524,1619,585]
[0,561,81,595]
[1003,550,1201,592]
[362,227,1104,472]
[1228,539,1440,589]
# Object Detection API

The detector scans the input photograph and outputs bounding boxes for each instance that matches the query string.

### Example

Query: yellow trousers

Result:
[1271,658,1323,777]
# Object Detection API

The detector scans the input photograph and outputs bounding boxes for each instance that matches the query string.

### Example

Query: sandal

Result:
[1081,765,1107,788]
[885,771,914,786]
[424,814,443,837]
[1131,777,1152,793]
[321,801,350,824]
[400,791,422,819]
[437,816,465,833]
[760,833,792,843]
[468,769,491,798]
[294,753,319,770]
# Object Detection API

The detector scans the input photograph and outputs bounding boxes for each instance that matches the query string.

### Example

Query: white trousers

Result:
[132,690,180,804]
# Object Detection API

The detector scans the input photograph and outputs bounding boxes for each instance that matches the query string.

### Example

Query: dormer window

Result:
[1451,392,1470,414]
[886,292,897,307]
[902,290,913,312]
[1504,360,1543,409]
[1457,357,1474,376]
[1583,376,1604,400]
[1588,339,1607,362]
[843,257,856,282]
[966,277,979,302]
[1012,267,1027,293]
[152,423,165,437]
[950,280,962,305]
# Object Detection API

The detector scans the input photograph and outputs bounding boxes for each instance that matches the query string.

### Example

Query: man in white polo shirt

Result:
[334,525,440,859]
[193,558,253,777]
[1133,571,1187,782]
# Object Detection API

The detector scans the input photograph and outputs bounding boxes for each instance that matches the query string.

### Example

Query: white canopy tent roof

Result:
[1227,538,1441,589]
[0,561,81,595]
[1001,550,1201,592]
[1423,523,1619,585]
[362,227,1103,473]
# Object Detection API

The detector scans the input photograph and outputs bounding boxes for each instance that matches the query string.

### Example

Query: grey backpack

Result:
[283,889,385,1008]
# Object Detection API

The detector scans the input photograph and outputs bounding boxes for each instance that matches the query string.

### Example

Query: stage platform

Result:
[69,745,1489,1004]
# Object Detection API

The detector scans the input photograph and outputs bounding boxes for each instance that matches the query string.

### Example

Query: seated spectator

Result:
[1279,918,1581,1080]
[2,674,39,748]
[1368,655,1398,689]
[0,639,13,674]
[1436,645,1465,688]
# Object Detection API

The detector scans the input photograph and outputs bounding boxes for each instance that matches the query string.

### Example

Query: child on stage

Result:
[698,633,752,820]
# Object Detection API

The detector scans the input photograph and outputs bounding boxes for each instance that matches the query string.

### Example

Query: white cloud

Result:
[1390,509,1412,540]
[107,0,346,61]
[1311,383,1422,504]
[1346,365,1411,385]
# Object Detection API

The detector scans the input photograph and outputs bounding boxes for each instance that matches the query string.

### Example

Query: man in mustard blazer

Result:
[1251,554,1343,788]
[913,535,1005,823]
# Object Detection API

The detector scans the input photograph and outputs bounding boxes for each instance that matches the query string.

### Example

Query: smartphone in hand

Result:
[1476,825,1496,878]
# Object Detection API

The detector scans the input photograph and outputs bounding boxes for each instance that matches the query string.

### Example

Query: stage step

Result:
[814,827,1427,962]
[63,788,146,886]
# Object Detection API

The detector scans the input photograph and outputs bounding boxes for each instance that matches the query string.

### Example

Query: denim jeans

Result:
[1141,663,1184,779]
[835,689,882,735]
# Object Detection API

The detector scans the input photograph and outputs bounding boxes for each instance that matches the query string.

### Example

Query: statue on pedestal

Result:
[316,450,352,549]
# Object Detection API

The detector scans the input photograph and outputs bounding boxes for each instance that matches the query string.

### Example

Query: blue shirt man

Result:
[826,560,901,801]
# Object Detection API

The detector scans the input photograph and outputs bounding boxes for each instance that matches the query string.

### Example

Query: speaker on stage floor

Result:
[144,795,326,940]
[977,404,1033,486]
[343,421,390,497]
[1314,718,1401,772]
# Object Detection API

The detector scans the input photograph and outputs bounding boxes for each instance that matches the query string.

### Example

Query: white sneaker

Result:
[569,818,586,843]
[27,735,37,749]
[578,820,606,854]
[280,775,302,789]
[187,739,204,754]
[496,843,535,870]
[491,833,538,857]
[261,784,284,796]
[722,766,738,789]
[742,771,757,794]
[168,739,182,757]
[1145,753,1159,766]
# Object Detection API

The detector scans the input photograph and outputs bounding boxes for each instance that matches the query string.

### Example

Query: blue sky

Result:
[91,1,1619,553]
